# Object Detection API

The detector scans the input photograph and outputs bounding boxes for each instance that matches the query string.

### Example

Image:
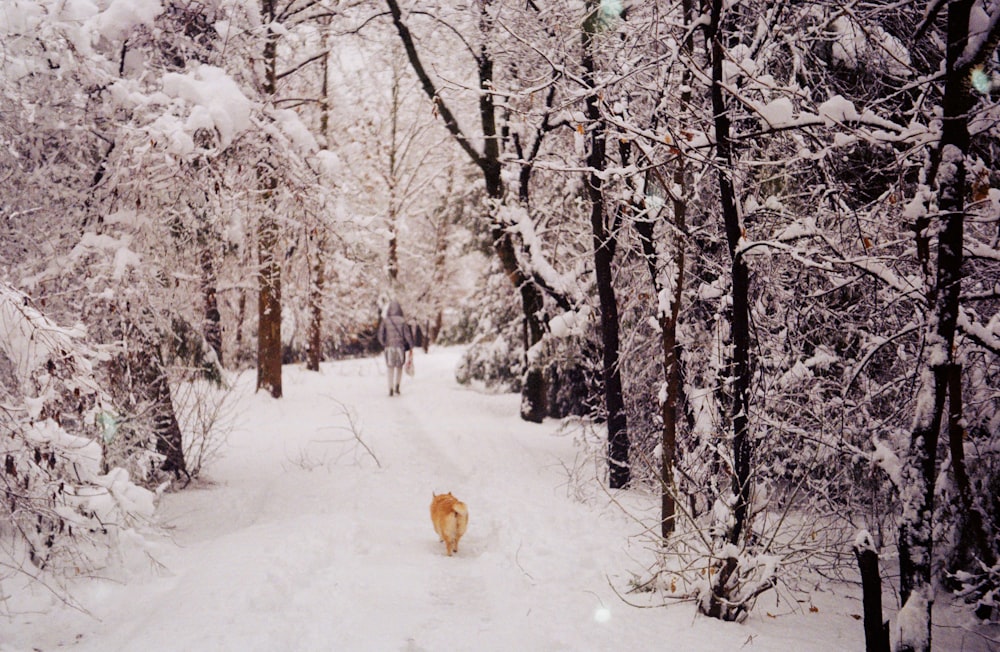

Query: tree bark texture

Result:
[256,0,282,398]
[306,229,325,372]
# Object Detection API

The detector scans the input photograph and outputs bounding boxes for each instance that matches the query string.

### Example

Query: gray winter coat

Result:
[377,301,413,351]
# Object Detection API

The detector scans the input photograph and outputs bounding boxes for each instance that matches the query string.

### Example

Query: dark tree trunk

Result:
[199,231,222,368]
[387,63,402,287]
[148,350,188,478]
[111,317,188,480]
[306,25,331,375]
[256,199,282,398]
[477,21,546,424]
[235,288,246,356]
[854,534,891,652]
[634,191,683,531]
[654,0,695,545]
[306,229,324,372]
[628,0,693,539]
[635,167,686,536]
[946,363,993,572]
[896,1,999,648]
[256,0,282,398]
[709,0,752,546]
[583,4,629,489]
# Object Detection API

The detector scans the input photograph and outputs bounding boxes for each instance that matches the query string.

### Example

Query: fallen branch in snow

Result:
[514,542,536,584]
[313,396,381,469]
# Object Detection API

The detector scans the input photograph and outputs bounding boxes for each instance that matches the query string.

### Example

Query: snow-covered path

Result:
[7,348,870,651]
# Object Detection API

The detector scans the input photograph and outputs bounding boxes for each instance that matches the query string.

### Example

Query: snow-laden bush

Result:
[455,273,598,419]
[455,269,525,392]
[0,284,157,578]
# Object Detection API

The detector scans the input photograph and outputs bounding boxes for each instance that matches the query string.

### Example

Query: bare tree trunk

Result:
[111,315,188,480]
[709,0,752,546]
[147,348,188,479]
[634,184,684,534]
[256,0,282,398]
[896,2,1000,650]
[386,61,402,287]
[235,288,246,357]
[198,226,223,368]
[946,363,993,573]
[256,191,282,398]
[583,2,629,489]
[629,0,693,539]
[854,533,891,652]
[306,228,325,372]
[306,17,332,375]
[475,11,548,423]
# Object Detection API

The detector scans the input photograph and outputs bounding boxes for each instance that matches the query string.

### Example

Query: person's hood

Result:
[387,300,404,317]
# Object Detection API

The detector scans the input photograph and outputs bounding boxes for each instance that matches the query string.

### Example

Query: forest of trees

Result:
[2,2,1000,650]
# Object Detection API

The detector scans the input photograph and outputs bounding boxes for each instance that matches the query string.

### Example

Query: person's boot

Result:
[395,384,401,395]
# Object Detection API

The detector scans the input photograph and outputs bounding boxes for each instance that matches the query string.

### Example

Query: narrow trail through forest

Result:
[9,348,867,651]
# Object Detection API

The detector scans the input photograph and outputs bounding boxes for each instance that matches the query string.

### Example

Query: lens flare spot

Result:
[600,0,624,19]
[972,67,991,94]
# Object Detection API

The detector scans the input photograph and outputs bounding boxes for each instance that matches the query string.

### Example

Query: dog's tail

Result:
[453,502,468,532]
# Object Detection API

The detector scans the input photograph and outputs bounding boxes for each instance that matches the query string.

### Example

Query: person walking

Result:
[377,300,414,396]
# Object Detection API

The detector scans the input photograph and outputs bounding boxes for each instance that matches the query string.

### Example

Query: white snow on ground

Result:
[3,348,995,651]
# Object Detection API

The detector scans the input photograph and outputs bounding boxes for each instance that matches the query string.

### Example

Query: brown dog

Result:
[430,492,468,556]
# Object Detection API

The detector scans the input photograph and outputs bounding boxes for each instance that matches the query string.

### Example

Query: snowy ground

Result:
[3,348,998,651]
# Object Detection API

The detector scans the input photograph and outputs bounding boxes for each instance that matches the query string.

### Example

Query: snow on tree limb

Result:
[0,283,95,400]
[1,283,158,579]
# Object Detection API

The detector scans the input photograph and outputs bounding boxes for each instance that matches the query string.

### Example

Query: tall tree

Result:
[896,3,1000,649]
[582,0,629,488]
[306,15,334,373]
[707,0,753,546]
[613,0,694,531]
[256,0,284,398]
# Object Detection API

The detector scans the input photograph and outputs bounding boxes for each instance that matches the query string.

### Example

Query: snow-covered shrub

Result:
[627,495,780,623]
[695,548,779,622]
[456,331,524,392]
[0,284,157,577]
[455,269,525,392]
[455,266,599,419]
[942,443,1000,620]
[542,334,600,419]
[951,559,1000,622]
